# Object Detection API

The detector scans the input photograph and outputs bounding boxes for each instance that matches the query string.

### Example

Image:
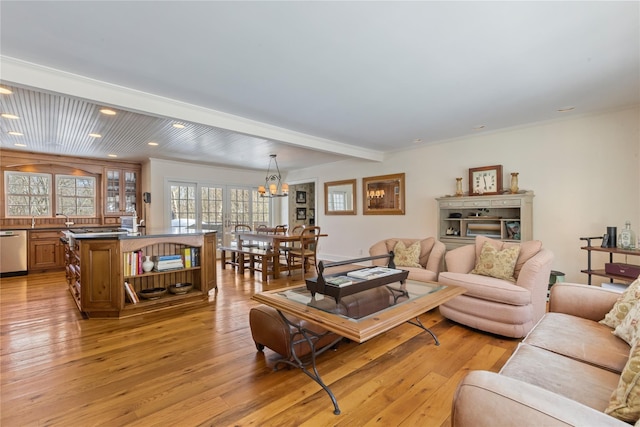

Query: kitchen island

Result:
[61,229,217,318]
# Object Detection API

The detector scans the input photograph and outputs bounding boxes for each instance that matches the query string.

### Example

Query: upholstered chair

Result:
[369,237,446,282]
[438,236,554,338]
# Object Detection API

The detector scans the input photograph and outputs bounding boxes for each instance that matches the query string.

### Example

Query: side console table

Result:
[580,236,640,286]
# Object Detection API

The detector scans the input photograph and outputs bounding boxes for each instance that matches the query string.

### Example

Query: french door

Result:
[168,181,270,246]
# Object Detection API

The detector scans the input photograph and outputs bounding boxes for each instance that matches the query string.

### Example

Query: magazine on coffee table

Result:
[346,267,403,280]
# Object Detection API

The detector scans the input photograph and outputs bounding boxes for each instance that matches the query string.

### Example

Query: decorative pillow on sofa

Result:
[473,236,541,279]
[614,297,640,346]
[606,341,640,423]
[601,276,640,329]
[393,241,422,268]
[471,241,520,282]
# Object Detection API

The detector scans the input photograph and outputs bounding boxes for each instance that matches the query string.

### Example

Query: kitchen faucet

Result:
[56,213,74,228]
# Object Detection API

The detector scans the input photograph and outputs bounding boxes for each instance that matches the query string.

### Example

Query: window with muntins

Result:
[5,171,52,217]
[56,175,96,217]
[5,171,97,218]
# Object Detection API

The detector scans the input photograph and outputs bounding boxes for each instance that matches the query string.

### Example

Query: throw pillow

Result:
[601,276,640,329]
[606,341,640,423]
[393,241,422,268]
[471,241,520,282]
[615,300,640,346]
[474,235,542,280]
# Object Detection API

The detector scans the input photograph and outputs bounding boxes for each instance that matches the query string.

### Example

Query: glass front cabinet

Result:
[104,167,140,217]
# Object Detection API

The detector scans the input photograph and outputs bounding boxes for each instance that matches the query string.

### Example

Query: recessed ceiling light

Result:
[557,106,575,113]
[1,113,19,119]
[100,108,117,116]
[473,125,486,130]
[148,142,159,146]
[172,123,185,129]
[14,143,26,147]
[88,133,102,138]
[8,131,23,136]
[0,87,13,95]
[107,154,118,158]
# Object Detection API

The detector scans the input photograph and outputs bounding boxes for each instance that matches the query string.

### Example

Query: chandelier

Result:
[368,189,385,199]
[258,154,289,198]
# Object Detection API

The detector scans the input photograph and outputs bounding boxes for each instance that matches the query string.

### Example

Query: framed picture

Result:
[296,207,307,220]
[468,165,503,195]
[362,172,405,215]
[296,191,307,204]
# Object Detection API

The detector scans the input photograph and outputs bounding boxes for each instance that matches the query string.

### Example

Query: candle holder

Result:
[455,177,463,196]
[510,172,519,194]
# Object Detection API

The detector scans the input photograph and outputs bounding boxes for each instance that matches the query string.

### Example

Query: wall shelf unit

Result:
[436,192,534,250]
[580,236,640,286]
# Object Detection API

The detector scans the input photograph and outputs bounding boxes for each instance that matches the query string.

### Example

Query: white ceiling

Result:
[0,1,638,171]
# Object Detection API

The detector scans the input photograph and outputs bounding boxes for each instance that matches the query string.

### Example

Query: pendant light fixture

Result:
[258,154,289,198]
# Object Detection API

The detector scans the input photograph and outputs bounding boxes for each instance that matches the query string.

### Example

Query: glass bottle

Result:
[619,221,636,250]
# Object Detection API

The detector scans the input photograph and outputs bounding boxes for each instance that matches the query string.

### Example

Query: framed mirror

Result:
[324,179,357,215]
[363,173,405,215]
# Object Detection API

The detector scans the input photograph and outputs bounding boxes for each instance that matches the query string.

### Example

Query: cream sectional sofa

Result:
[452,282,637,426]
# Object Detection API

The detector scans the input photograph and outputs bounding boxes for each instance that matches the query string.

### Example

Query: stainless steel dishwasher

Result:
[0,230,28,277]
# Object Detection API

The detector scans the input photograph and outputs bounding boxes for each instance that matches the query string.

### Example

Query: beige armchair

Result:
[438,236,554,338]
[369,237,446,282]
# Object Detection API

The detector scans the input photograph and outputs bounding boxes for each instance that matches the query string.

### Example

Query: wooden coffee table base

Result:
[253,281,465,415]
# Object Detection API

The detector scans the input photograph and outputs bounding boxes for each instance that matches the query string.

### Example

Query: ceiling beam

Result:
[0,56,384,162]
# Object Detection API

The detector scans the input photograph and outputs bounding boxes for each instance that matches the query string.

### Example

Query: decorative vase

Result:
[510,172,519,194]
[455,177,463,196]
[142,255,154,273]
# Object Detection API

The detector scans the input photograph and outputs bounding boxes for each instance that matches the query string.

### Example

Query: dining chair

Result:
[280,225,304,271]
[287,226,321,277]
[234,224,256,247]
[274,224,288,234]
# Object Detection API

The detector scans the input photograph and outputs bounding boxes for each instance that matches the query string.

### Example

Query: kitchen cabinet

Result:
[104,167,140,217]
[28,230,65,271]
[436,192,534,250]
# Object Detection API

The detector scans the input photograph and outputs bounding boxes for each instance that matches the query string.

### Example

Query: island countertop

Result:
[61,228,215,241]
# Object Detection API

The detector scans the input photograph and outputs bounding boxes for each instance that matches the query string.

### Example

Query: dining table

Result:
[236,230,326,279]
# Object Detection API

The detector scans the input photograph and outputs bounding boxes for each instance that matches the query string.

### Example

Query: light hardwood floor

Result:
[0,268,519,426]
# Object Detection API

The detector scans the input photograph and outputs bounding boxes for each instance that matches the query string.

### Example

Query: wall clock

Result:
[469,165,503,195]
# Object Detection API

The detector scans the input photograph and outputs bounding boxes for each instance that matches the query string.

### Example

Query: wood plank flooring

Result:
[0,268,519,426]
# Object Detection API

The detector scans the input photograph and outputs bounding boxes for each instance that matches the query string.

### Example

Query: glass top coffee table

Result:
[252,279,465,414]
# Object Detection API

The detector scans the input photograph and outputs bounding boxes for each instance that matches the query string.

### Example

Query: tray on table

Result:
[305,252,409,303]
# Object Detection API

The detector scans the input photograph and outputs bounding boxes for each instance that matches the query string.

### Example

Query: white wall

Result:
[144,108,639,283]
[285,107,640,283]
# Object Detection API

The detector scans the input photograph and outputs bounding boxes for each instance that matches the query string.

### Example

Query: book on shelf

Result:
[123,251,144,276]
[124,281,139,303]
[153,254,182,262]
[326,276,354,287]
[192,247,200,267]
[181,247,192,268]
[154,261,184,271]
[347,267,403,280]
